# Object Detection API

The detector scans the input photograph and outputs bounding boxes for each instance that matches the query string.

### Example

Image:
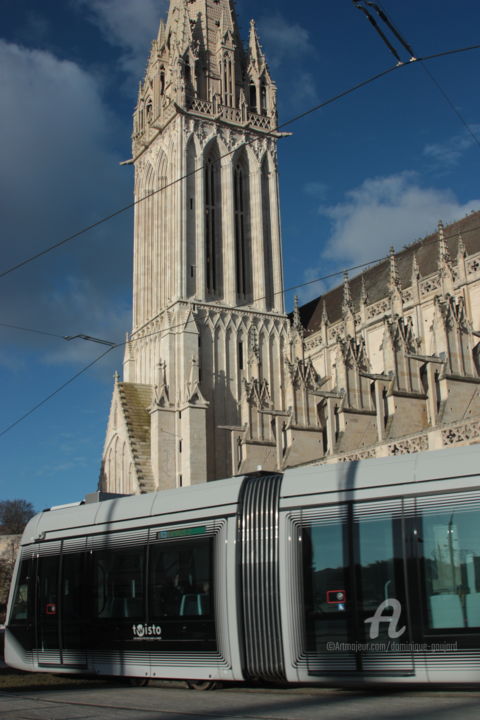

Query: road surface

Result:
[1,679,479,720]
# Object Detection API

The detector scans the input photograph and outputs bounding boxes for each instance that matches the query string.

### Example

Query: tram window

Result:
[357,511,407,641]
[10,560,31,623]
[302,505,406,652]
[93,547,145,620]
[358,517,399,615]
[37,556,60,650]
[149,537,213,620]
[303,523,349,651]
[62,554,85,622]
[422,506,480,630]
[61,553,87,651]
[38,556,59,618]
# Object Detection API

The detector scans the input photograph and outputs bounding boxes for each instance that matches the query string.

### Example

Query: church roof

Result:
[298,209,480,333]
[117,382,155,493]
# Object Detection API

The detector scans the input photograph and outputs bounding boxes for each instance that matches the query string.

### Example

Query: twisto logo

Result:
[132,623,162,640]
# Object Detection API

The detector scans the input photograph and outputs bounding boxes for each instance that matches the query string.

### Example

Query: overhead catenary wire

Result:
[0,346,115,440]
[0,42,479,282]
[1,215,480,348]
[364,1,416,58]
[124,254,393,347]
[419,62,480,155]
[1,39,480,440]
[355,1,480,154]
[0,251,394,440]
[0,322,65,340]
[2,195,479,443]
[353,1,404,64]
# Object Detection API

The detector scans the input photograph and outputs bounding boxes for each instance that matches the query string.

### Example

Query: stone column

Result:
[269,158,284,313]
[221,155,236,305]
[249,164,267,311]
[180,404,208,485]
[195,149,206,300]
[150,405,177,491]
[325,397,337,456]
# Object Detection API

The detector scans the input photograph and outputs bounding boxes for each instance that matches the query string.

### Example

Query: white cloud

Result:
[256,14,318,110]
[297,273,327,305]
[77,0,168,79]
[0,40,132,367]
[424,125,480,168]
[316,171,480,267]
[304,181,328,202]
[290,71,319,107]
[257,14,315,69]
[16,12,51,46]
[43,277,131,368]
[1,41,110,193]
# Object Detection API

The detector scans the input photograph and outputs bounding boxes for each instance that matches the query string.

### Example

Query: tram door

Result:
[302,499,414,675]
[36,546,88,668]
[37,555,60,664]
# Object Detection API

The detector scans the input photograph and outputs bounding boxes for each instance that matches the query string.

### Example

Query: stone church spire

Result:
[437,220,451,267]
[102,0,289,494]
[248,20,266,69]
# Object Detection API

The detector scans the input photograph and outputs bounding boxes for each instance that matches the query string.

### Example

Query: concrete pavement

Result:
[1,683,480,720]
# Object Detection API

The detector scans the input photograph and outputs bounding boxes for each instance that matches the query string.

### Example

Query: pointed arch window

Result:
[249,82,257,112]
[194,60,201,96]
[186,138,196,298]
[204,145,223,298]
[160,68,165,95]
[234,156,252,302]
[261,156,274,310]
[185,58,191,84]
[260,81,267,115]
[223,53,234,107]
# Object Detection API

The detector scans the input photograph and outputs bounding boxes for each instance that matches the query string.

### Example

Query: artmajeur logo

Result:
[364,599,406,640]
[132,623,162,640]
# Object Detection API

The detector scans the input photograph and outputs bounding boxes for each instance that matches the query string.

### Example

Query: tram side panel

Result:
[85,518,239,682]
[278,493,424,684]
[5,501,245,682]
[5,549,36,673]
[279,448,480,685]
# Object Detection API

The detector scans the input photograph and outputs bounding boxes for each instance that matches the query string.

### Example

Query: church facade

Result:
[100,0,480,495]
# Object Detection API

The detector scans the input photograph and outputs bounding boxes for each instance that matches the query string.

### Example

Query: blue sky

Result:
[0,0,479,512]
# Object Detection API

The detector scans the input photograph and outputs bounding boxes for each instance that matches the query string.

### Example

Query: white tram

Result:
[5,443,480,686]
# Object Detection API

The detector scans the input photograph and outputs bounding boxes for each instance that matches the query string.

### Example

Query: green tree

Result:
[0,500,35,617]
[0,499,35,535]
[0,537,20,609]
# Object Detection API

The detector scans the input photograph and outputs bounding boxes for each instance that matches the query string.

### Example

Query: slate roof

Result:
[298,210,480,334]
[117,382,155,493]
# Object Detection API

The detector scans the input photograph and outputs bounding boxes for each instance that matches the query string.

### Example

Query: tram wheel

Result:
[129,677,150,687]
[185,679,218,691]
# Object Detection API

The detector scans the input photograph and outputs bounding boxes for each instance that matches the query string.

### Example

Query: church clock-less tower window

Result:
[204,144,223,300]
[223,53,234,107]
[234,152,252,304]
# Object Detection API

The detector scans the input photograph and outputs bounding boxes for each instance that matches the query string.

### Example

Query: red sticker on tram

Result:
[45,603,57,615]
[327,590,346,604]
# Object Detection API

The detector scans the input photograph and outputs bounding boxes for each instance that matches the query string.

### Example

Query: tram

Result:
[5,443,480,686]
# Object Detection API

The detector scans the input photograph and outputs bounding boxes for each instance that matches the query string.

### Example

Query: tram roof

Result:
[20,444,480,545]
[21,474,244,545]
[281,443,480,500]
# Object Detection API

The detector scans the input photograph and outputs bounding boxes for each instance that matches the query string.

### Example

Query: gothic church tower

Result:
[101,0,289,493]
